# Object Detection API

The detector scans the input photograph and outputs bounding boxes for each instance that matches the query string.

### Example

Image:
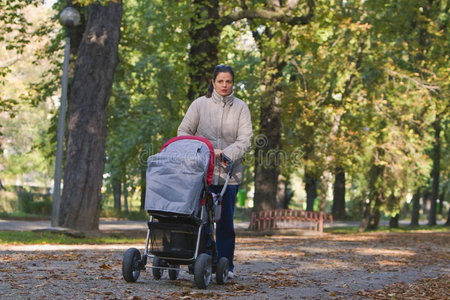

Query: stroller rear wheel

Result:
[194,253,212,289]
[152,257,165,279]
[215,257,229,284]
[122,248,141,282]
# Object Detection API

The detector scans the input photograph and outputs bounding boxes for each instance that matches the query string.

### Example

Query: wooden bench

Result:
[249,209,333,233]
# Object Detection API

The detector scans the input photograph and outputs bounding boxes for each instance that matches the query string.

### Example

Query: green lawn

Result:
[324,225,449,234]
[0,231,142,245]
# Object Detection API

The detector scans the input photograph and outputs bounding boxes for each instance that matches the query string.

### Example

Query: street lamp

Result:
[51,7,81,227]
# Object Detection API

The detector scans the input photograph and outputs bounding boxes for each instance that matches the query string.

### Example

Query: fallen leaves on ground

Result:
[354,274,450,299]
[0,230,448,299]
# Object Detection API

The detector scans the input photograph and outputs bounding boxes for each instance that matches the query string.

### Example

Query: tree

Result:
[58,1,122,231]
[242,0,315,211]
[176,0,315,211]
[332,167,346,219]
[0,0,41,142]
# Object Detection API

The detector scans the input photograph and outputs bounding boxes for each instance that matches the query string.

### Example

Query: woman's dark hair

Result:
[206,65,235,98]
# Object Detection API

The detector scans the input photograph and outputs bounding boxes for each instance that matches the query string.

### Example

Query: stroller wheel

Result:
[122,248,141,282]
[152,257,165,280]
[194,253,212,289]
[215,257,229,284]
[168,265,180,280]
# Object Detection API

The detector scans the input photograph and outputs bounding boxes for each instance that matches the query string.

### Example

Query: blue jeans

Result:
[209,184,239,272]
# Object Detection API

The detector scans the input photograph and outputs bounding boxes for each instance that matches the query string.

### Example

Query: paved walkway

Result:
[0,218,442,233]
[0,218,251,232]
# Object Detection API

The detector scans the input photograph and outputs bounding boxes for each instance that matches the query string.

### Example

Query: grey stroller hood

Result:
[145,136,214,216]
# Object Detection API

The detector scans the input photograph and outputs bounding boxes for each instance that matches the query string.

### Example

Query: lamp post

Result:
[51,7,80,227]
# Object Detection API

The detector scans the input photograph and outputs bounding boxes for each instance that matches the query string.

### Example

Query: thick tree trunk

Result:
[253,67,283,211]
[305,169,317,211]
[332,167,346,219]
[187,0,220,101]
[253,131,281,211]
[428,119,440,226]
[59,2,122,231]
[410,189,421,226]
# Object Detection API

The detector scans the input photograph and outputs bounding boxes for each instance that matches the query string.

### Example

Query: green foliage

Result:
[104,0,191,198]
[1,0,448,224]
[325,224,449,235]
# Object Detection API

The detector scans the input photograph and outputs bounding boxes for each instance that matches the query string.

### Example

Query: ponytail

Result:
[206,80,214,98]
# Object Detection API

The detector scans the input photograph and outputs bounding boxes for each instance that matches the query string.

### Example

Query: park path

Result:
[0,224,449,299]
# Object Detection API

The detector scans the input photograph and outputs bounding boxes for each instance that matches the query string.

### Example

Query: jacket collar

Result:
[212,89,234,106]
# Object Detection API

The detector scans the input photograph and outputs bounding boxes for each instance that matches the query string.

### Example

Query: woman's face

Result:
[213,72,234,97]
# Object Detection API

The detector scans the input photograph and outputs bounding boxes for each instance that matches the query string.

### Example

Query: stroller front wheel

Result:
[194,253,212,289]
[122,248,141,282]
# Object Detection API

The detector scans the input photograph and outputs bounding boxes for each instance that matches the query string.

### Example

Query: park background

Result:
[0,0,448,231]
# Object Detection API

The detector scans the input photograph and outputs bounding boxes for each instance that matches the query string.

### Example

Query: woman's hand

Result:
[214,149,223,158]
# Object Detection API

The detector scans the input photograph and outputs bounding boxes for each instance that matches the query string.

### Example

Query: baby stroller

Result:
[122,136,233,289]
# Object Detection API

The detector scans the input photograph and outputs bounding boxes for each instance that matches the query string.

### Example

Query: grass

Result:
[0,211,50,220]
[324,224,449,234]
[0,231,143,245]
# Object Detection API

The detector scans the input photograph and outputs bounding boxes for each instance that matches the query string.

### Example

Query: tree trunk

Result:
[112,178,121,210]
[359,200,371,232]
[428,119,441,226]
[276,174,286,209]
[332,167,346,219]
[445,207,450,226]
[389,213,399,228]
[367,196,381,230]
[318,170,330,213]
[438,192,444,214]
[253,54,285,211]
[422,189,431,215]
[367,197,381,230]
[59,2,122,231]
[187,0,220,101]
[253,102,282,211]
[305,169,317,211]
[283,177,294,209]
[123,184,128,212]
[410,189,421,226]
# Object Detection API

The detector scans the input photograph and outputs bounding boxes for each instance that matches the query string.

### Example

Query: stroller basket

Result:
[148,221,197,259]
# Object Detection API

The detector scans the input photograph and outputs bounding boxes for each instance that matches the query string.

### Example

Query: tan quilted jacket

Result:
[177,89,253,185]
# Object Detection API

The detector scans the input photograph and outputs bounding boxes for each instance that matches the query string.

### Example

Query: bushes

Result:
[0,186,52,216]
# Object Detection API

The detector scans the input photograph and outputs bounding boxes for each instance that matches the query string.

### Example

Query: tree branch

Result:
[221,0,314,27]
[385,69,441,94]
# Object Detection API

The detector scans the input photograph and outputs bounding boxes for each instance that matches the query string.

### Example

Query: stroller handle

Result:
[220,153,234,175]
[219,153,234,198]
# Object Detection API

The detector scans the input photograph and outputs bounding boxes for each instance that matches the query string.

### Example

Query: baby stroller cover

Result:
[145,136,214,216]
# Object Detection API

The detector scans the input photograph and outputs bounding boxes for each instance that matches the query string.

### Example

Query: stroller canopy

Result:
[145,136,214,216]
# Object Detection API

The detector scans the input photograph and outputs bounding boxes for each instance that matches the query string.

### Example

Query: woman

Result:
[178,65,253,278]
